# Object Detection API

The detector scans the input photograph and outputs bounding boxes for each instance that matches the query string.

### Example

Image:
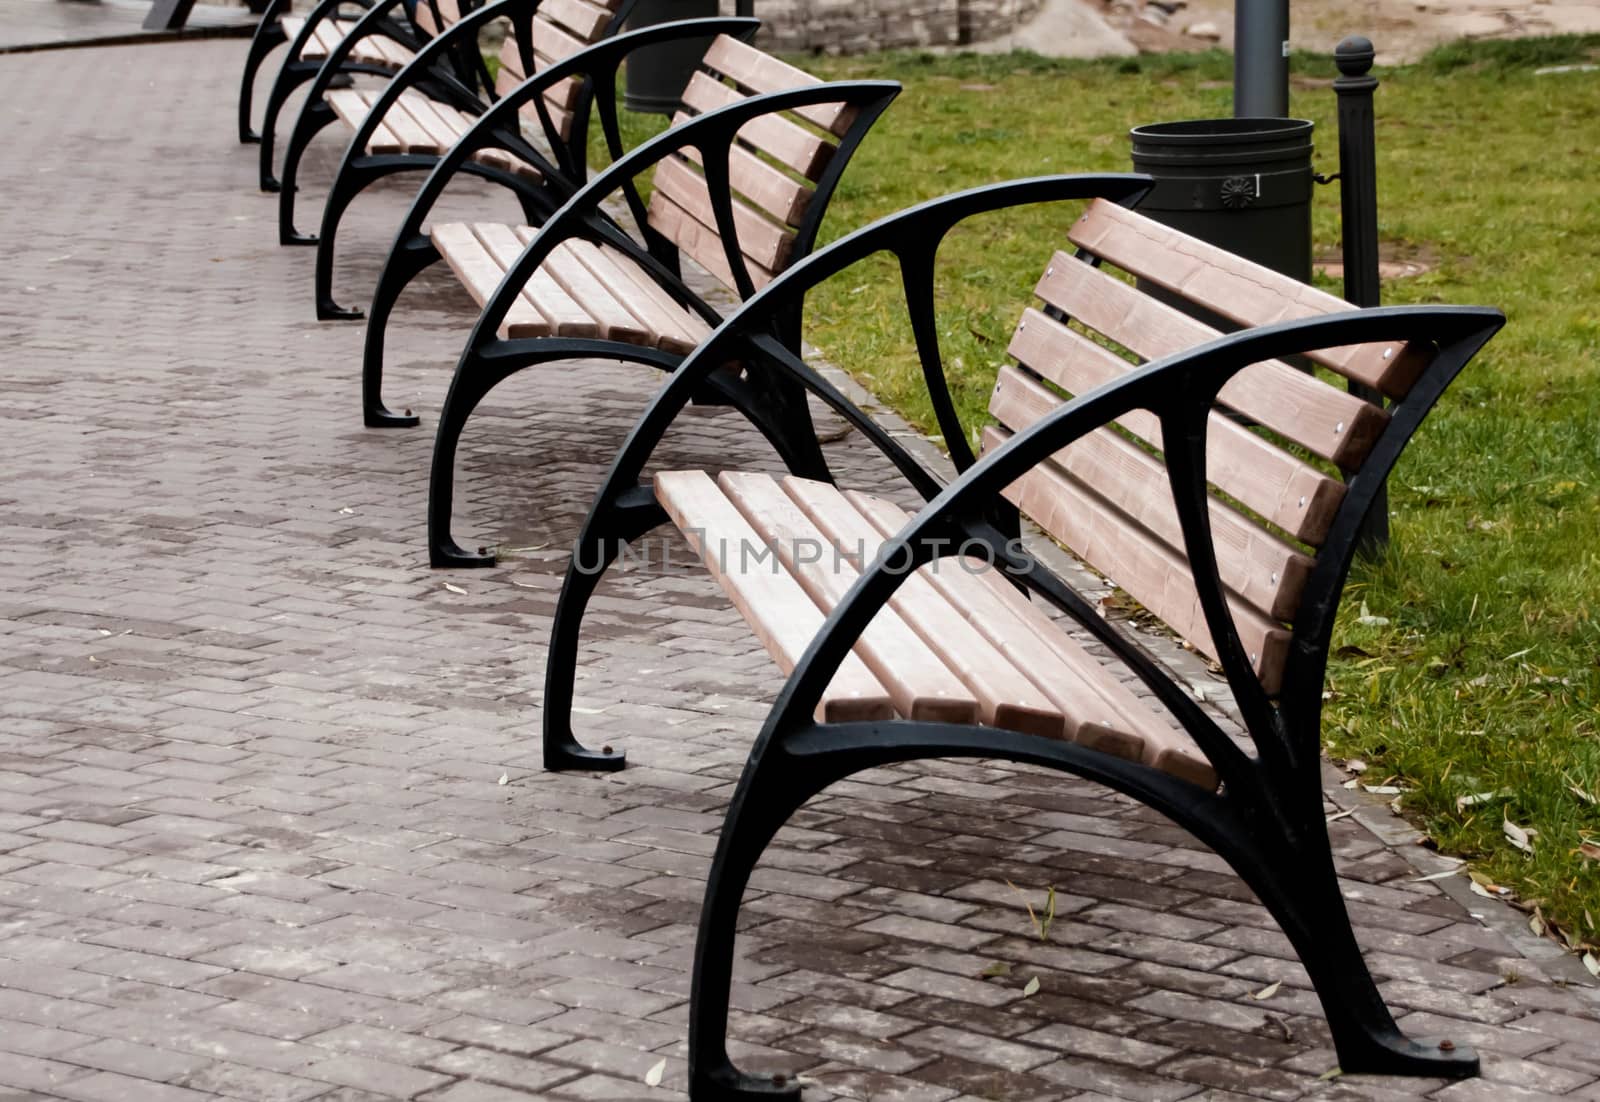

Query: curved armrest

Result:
[304,0,425,98]
[468,77,901,349]
[799,305,1503,790]
[599,174,1156,492]
[339,0,548,166]
[386,15,759,245]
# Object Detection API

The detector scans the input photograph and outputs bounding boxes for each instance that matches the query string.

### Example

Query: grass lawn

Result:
[604,37,1600,956]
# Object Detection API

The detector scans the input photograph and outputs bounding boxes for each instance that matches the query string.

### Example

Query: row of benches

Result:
[233,12,1503,1098]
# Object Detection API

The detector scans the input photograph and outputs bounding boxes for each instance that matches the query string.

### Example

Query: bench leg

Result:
[542,484,667,772]
[316,159,396,318]
[320,162,551,321]
[238,17,288,144]
[1244,829,1481,1078]
[362,234,436,428]
[427,341,684,569]
[278,99,337,245]
[258,61,317,192]
[690,739,823,1100]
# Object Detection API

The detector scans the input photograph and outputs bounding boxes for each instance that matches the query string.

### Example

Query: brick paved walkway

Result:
[2,40,1597,1102]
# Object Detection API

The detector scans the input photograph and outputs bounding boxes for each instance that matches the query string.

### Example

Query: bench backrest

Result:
[645,35,859,295]
[983,199,1436,695]
[494,0,630,141]
[413,0,469,37]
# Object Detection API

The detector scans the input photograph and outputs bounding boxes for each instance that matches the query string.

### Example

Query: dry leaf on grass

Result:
[644,1058,666,1087]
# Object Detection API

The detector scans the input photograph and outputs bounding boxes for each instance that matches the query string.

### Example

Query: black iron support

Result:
[1335,34,1389,554]
[1233,0,1289,118]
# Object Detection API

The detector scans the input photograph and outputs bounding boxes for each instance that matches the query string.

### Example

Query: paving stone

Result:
[0,34,1597,1102]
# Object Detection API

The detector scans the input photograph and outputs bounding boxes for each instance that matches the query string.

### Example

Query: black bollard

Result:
[1334,35,1389,554]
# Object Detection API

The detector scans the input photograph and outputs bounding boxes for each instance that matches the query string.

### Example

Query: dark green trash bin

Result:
[1128,117,1315,298]
[623,0,720,115]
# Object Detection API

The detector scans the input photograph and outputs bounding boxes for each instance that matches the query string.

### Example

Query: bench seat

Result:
[281,15,414,67]
[653,469,1217,788]
[431,222,712,352]
[324,90,544,180]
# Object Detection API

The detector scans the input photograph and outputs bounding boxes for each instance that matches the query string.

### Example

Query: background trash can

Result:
[623,0,720,115]
[1128,118,1315,318]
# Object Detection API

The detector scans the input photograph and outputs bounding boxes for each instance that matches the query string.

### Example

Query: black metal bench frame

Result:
[319,16,735,322]
[274,0,568,246]
[417,78,901,580]
[250,0,449,192]
[534,174,1505,1097]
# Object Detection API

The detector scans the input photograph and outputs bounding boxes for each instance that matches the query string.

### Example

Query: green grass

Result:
[589,40,1600,949]
[779,39,1598,951]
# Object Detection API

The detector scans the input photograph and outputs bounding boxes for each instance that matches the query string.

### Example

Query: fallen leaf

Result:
[1317,1067,1343,1081]
[1578,843,1600,862]
[1346,758,1368,774]
[1570,785,1598,806]
[644,1058,666,1087]
[1356,601,1390,627]
[1364,785,1403,795]
[443,582,467,596]
[1529,912,1545,937]
[1410,867,1461,884]
[1456,788,1513,810]
[980,961,1011,978]
[1503,818,1535,854]
[497,774,509,786]
[1022,976,1040,997]
[1469,881,1494,898]
[1583,952,1599,979]
[1250,980,1282,1001]
[1326,808,1356,823]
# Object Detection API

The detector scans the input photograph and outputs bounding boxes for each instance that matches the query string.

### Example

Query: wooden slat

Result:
[429,224,549,339]
[368,90,438,154]
[498,35,528,80]
[541,243,652,346]
[646,192,777,294]
[780,478,1064,738]
[982,426,1290,695]
[679,72,833,180]
[396,91,470,154]
[568,241,711,355]
[1009,307,1345,546]
[495,225,597,338]
[412,1,438,36]
[435,0,462,25]
[988,365,1314,622]
[843,489,1215,786]
[309,19,344,58]
[326,89,403,154]
[655,471,894,723]
[681,142,812,227]
[1035,254,1389,468]
[701,35,856,137]
[1069,200,1430,398]
[367,34,416,70]
[653,155,795,272]
[539,0,611,41]
[531,14,589,63]
[720,473,980,725]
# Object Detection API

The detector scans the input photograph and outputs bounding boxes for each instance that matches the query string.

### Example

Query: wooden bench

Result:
[246,0,458,190]
[275,0,632,247]
[534,174,1506,1096]
[307,0,666,318]
[339,28,897,572]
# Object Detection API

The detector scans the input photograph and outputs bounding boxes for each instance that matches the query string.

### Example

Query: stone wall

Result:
[720,0,1045,53]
